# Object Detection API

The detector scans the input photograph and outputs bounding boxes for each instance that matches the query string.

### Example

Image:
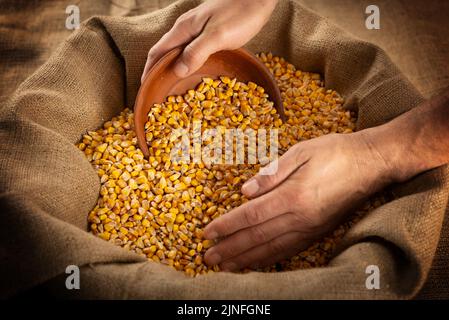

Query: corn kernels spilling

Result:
[78,53,370,276]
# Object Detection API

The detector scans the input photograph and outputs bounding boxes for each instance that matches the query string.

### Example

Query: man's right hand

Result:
[141,0,279,82]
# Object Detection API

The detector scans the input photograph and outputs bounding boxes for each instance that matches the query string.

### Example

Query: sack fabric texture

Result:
[1,0,448,299]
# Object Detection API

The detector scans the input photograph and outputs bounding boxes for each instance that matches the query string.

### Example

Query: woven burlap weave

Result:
[1,0,447,299]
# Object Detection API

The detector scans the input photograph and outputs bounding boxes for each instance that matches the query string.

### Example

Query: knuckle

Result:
[182,44,199,65]
[182,7,197,18]
[175,11,203,35]
[281,182,301,210]
[249,225,267,244]
[259,172,277,187]
[209,26,227,42]
[244,205,261,226]
[291,212,306,229]
[147,48,157,60]
[268,238,286,255]
[219,243,237,259]
[293,210,321,231]
[213,219,228,237]
[183,43,195,58]
[189,11,204,27]
[226,254,247,271]
[173,18,195,36]
[293,144,305,165]
[289,189,302,210]
[174,14,189,27]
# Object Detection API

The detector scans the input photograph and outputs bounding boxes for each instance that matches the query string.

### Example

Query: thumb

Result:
[173,30,223,78]
[242,143,308,198]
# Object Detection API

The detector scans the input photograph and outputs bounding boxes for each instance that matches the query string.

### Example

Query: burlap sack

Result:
[1,0,447,299]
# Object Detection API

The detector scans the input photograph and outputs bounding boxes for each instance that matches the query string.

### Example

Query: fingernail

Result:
[206,252,221,265]
[141,59,151,83]
[221,262,238,272]
[204,230,218,240]
[173,61,189,77]
[141,74,147,84]
[141,70,147,84]
[242,179,259,197]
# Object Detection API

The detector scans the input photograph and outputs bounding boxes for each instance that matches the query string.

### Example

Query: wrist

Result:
[358,117,428,185]
[355,90,449,187]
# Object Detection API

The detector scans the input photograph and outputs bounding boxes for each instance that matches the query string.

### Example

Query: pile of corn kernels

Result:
[78,53,384,276]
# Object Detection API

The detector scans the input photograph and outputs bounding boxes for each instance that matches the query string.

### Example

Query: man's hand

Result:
[203,88,449,271]
[202,132,395,271]
[141,0,278,82]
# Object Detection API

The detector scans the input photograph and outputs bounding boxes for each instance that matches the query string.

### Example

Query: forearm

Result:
[364,88,449,183]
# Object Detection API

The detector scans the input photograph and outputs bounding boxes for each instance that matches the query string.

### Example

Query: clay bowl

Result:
[134,47,284,158]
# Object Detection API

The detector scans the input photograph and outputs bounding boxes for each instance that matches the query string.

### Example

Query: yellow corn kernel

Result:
[175,213,185,224]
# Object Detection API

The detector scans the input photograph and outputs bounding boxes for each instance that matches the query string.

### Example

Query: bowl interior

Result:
[134,47,283,157]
